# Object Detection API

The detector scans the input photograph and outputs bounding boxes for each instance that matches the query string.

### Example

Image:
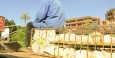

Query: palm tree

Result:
[20,12,30,25]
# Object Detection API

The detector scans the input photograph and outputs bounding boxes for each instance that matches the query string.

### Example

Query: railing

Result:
[30,26,115,58]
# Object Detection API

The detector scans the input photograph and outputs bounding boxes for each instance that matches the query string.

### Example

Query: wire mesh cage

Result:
[30,25,115,58]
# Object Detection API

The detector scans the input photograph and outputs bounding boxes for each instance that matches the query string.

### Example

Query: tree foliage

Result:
[84,20,93,26]
[105,8,115,21]
[5,19,17,33]
[11,27,26,47]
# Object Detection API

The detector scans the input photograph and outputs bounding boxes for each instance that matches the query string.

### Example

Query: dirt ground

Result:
[0,52,50,58]
[0,41,53,58]
[0,41,50,58]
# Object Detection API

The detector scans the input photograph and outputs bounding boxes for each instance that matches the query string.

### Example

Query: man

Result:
[26,0,65,47]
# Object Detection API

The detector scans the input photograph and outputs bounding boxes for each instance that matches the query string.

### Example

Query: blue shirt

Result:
[32,0,65,28]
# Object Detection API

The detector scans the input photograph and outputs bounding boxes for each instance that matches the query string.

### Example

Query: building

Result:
[100,20,110,26]
[66,16,100,28]
[99,19,115,33]
[66,18,77,28]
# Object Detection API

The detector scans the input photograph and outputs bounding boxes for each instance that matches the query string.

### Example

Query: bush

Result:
[11,28,26,47]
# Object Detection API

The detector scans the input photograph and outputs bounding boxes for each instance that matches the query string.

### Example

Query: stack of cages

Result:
[30,25,115,58]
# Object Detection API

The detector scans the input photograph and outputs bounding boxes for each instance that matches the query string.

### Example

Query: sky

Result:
[0,0,115,25]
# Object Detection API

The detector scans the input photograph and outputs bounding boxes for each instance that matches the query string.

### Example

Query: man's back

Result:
[33,0,65,28]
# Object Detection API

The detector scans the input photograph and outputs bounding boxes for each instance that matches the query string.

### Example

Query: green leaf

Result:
[37,38,45,45]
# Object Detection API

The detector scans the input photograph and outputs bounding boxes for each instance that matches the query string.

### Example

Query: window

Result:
[69,24,76,26]
[77,23,82,27]
[103,22,106,25]
[70,20,76,22]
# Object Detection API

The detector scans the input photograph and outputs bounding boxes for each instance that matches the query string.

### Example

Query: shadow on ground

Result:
[4,42,21,52]
[0,54,25,58]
